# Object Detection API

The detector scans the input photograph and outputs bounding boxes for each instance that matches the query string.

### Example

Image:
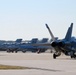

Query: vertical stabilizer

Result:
[64,23,73,41]
[45,24,55,41]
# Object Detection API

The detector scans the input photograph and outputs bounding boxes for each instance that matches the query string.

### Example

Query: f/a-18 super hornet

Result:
[46,23,76,59]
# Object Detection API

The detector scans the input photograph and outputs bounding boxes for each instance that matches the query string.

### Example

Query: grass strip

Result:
[0,64,30,70]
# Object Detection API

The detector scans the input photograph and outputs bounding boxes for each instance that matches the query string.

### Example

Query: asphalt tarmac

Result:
[0,52,76,75]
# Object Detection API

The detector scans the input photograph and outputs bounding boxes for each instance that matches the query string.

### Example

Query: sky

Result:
[0,0,76,41]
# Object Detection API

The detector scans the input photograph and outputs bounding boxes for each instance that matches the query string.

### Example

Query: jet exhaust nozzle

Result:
[51,41,65,47]
[51,42,58,47]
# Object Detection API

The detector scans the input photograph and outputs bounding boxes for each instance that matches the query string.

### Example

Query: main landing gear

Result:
[53,52,61,59]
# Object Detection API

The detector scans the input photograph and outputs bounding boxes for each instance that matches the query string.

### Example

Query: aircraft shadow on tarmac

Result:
[29,67,63,72]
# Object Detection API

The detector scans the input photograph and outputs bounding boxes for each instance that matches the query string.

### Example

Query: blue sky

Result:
[0,0,76,40]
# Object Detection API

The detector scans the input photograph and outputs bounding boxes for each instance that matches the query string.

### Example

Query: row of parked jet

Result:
[0,23,76,59]
[0,38,52,53]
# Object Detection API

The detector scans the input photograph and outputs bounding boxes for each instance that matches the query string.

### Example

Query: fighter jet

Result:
[19,38,52,53]
[46,23,76,59]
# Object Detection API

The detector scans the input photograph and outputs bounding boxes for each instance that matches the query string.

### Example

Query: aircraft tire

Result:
[22,51,26,53]
[53,54,56,59]
[71,56,73,58]
[71,55,76,58]
[15,51,18,53]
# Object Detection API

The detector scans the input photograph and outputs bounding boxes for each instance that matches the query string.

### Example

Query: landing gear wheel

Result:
[15,51,18,53]
[53,54,56,59]
[71,56,73,58]
[71,55,76,58]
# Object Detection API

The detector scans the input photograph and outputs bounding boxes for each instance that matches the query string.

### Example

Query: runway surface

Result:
[0,52,76,75]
